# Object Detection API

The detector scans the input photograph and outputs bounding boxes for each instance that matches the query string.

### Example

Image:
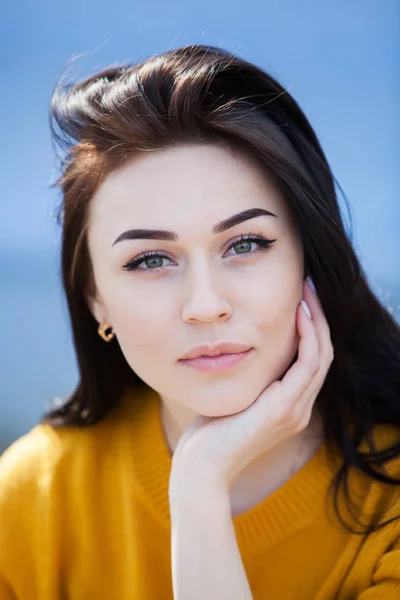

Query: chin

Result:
[185,376,272,418]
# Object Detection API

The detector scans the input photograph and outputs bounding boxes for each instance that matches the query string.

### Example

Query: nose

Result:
[181,260,233,324]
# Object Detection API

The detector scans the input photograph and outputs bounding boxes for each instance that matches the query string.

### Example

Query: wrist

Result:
[169,459,231,516]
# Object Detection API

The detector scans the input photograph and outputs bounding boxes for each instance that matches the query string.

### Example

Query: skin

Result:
[168,278,333,599]
[86,142,326,515]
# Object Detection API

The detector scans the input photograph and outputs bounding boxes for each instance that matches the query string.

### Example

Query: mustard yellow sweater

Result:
[1,385,400,599]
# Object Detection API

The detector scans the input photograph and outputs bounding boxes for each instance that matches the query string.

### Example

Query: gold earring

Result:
[98,322,115,342]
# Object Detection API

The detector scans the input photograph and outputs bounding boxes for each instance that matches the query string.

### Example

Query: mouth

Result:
[178,349,253,373]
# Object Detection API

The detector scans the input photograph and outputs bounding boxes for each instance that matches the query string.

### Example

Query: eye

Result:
[225,233,276,257]
[122,232,276,272]
[122,250,173,272]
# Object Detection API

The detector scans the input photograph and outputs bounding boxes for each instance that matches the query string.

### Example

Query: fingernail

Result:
[301,300,312,319]
[306,276,316,294]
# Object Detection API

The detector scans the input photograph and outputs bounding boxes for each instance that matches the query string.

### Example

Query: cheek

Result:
[251,274,302,374]
[107,289,175,367]
[110,293,180,392]
[251,270,302,326]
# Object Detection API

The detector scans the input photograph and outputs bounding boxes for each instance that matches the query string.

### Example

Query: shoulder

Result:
[0,423,83,578]
[0,387,141,505]
[0,423,83,507]
[0,389,148,586]
[368,422,400,476]
[353,423,400,524]
[0,415,124,569]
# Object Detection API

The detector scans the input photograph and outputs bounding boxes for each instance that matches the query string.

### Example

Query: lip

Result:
[179,348,252,373]
[179,341,253,361]
[179,349,253,373]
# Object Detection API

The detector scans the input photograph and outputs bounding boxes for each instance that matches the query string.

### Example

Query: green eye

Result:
[232,240,253,254]
[122,233,276,272]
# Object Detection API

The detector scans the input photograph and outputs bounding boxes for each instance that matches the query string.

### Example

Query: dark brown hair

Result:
[43,44,400,534]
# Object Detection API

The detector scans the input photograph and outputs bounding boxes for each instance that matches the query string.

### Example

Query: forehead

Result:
[87,143,292,240]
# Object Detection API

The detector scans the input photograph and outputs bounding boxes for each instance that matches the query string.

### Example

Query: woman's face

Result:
[87,143,305,417]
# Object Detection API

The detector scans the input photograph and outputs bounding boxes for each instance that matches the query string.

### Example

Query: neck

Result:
[159,398,325,517]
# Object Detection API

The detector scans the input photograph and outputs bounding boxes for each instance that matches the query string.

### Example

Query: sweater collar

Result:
[122,385,340,555]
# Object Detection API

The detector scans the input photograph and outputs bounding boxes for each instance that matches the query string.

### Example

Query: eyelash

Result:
[121,232,277,272]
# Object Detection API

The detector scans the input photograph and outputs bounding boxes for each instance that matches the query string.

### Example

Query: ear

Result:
[86,292,109,326]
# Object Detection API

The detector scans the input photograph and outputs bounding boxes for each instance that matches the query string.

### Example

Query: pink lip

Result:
[179,349,252,373]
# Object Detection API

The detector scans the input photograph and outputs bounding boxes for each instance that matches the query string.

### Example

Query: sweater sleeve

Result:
[357,538,400,599]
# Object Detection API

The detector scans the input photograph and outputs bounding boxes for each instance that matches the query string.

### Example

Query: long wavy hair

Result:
[42,44,400,535]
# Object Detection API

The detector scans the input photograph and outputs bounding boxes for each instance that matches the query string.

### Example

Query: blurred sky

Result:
[0,0,399,448]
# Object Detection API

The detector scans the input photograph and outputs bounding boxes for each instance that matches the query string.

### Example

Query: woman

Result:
[0,44,399,599]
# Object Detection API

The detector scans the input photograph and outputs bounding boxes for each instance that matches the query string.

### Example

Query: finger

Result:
[295,281,335,415]
[292,280,334,410]
[271,299,320,409]
[303,278,334,366]
[249,294,325,435]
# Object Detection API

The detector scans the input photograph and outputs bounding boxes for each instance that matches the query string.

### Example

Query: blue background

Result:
[1,0,399,452]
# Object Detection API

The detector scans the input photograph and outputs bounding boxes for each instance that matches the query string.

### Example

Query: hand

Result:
[170,278,334,492]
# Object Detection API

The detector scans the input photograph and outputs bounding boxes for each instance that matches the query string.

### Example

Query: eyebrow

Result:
[112,208,277,246]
